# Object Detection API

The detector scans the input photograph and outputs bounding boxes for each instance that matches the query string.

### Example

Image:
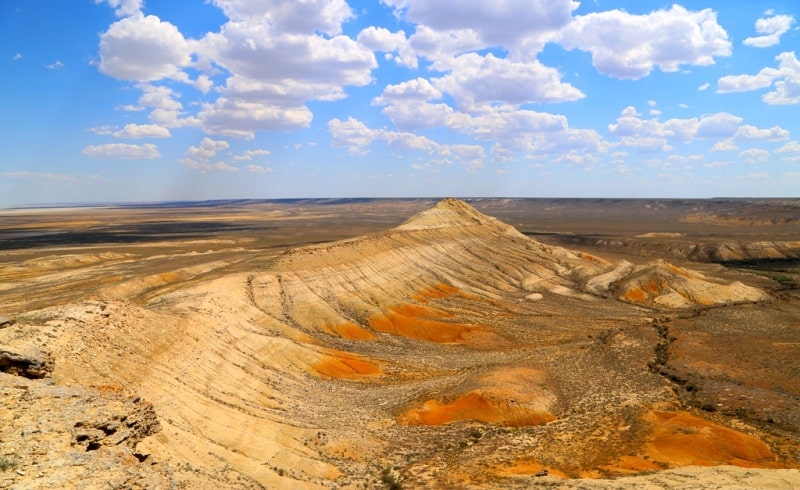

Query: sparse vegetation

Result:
[381,465,403,490]
[596,328,617,345]
[647,320,673,372]
[759,272,793,283]
[0,455,18,472]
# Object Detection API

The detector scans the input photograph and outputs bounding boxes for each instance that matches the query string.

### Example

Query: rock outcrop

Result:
[0,375,166,489]
[0,345,53,379]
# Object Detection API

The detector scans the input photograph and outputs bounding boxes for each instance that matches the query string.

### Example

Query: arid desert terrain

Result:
[1,197,799,489]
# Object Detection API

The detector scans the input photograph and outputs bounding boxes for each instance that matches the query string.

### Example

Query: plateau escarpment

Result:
[1,199,798,488]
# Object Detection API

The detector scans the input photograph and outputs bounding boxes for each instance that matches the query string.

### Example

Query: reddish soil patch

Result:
[388,303,452,319]
[605,410,783,474]
[368,308,490,343]
[643,280,663,294]
[642,410,780,467]
[622,287,648,303]
[397,392,555,427]
[622,281,665,303]
[322,321,375,341]
[313,352,382,379]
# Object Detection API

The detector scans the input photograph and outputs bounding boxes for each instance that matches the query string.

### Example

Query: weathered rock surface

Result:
[0,345,53,379]
[0,374,168,489]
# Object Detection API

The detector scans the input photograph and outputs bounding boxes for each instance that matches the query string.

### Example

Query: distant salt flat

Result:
[635,232,686,238]
[0,206,112,215]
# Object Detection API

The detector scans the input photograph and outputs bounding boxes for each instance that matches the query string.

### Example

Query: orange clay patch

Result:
[622,281,665,302]
[388,303,452,319]
[604,410,782,473]
[642,410,779,468]
[312,352,382,379]
[322,321,375,341]
[397,392,555,427]
[643,280,663,294]
[622,287,648,302]
[370,284,496,343]
[368,309,489,343]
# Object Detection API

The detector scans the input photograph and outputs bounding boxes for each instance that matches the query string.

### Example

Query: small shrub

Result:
[381,465,403,490]
[0,456,17,472]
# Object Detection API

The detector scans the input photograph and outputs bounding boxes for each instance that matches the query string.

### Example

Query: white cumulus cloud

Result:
[209,0,353,34]
[233,149,271,161]
[744,14,795,48]
[187,138,229,159]
[98,14,191,81]
[382,0,577,52]
[432,53,584,109]
[181,137,239,173]
[739,148,770,163]
[558,5,731,79]
[96,0,142,17]
[734,125,789,141]
[357,26,416,68]
[198,98,314,139]
[112,123,171,139]
[776,141,800,153]
[82,143,161,159]
[328,117,486,168]
[711,141,738,152]
[192,7,376,137]
[717,51,800,105]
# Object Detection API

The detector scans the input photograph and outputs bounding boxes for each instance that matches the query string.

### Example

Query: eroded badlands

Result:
[1,198,799,488]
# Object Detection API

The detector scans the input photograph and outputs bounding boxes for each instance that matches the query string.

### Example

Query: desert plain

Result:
[1,197,799,489]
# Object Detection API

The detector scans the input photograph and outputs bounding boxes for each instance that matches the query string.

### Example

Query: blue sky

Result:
[1,0,799,205]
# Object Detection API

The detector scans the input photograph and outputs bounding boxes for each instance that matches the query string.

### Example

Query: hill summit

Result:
[395,197,508,231]
[277,198,766,310]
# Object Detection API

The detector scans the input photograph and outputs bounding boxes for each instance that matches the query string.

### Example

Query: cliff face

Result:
[1,199,796,489]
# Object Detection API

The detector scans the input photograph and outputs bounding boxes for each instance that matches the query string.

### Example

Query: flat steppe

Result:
[1,198,799,489]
